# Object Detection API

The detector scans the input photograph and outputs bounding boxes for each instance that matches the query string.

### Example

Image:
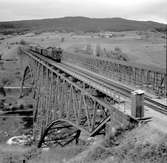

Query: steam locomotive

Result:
[29,45,63,62]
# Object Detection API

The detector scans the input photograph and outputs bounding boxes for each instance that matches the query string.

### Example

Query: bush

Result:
[20,39,27,45]
[1,74,14,86]
[61,37,65,42]
[86,146,112,161]
[161,35,166,39]
[114,47,122,53]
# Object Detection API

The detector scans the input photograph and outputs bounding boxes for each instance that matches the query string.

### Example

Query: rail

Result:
[22,47,167,115]
[61,62,167,115]
[63,52,167,97]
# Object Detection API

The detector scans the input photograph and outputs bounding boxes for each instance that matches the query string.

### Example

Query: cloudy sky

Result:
[0,0,166,23]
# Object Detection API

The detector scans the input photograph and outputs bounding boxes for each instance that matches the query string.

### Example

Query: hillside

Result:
[0,17,166,34]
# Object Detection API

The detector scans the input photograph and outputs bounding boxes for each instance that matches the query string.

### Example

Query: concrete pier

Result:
[131,90,144,118]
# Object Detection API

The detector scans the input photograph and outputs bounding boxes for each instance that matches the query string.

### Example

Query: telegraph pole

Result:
[165,25,167,97]
[166,25,167,74]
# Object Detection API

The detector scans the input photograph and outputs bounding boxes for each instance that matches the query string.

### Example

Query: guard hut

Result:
[131,90,144,118]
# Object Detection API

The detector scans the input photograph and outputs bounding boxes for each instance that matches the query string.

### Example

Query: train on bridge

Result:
[29,45,63,62]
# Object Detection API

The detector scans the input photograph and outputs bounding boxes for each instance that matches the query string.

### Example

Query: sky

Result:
[0,0,166,23]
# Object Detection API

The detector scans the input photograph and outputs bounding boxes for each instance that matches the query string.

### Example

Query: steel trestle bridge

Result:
[19,46,167,147]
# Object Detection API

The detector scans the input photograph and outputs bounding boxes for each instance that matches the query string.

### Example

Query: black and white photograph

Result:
[0,0,166,162]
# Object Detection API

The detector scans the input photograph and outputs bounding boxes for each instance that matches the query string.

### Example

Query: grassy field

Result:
[1,30,165,68]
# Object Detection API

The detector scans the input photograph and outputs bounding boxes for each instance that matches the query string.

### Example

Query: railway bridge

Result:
[18,46,167,147]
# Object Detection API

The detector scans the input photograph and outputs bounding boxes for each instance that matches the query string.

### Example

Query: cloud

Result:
[129,0,167,23]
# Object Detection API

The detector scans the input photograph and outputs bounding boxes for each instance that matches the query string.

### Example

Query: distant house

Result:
[98,32,113,38]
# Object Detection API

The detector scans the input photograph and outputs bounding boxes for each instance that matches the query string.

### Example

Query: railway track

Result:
[61,62,167,115]
[144,97,167,115]
[24,49,167,116]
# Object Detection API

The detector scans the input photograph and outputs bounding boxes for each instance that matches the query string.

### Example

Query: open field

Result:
[0,30,166,68]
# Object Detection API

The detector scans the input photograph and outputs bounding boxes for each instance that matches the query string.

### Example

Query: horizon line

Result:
[0,16,167,25]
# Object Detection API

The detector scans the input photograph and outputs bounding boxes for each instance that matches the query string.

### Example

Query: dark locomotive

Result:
[29,45,63,62]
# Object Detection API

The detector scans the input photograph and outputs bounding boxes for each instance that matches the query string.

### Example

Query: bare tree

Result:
[96,44,101,57]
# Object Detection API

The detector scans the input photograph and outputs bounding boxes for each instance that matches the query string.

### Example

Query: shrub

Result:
[20,39,27,45]
[61,37,65,42]
[1,74,14,86]
[161,35,166,39]
[114,47,122,53]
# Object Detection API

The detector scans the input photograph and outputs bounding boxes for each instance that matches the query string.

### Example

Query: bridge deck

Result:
[63,61,167,106]
[62,62,167,128]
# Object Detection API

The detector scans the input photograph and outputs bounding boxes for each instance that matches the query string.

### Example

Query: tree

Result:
[96,44,101,57]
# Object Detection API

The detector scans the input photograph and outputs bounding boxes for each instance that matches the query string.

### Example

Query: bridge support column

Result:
[131,90,144,118]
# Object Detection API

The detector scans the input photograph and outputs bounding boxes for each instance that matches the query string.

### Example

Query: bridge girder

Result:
[64,52,167,97]
[19,47,138,147]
